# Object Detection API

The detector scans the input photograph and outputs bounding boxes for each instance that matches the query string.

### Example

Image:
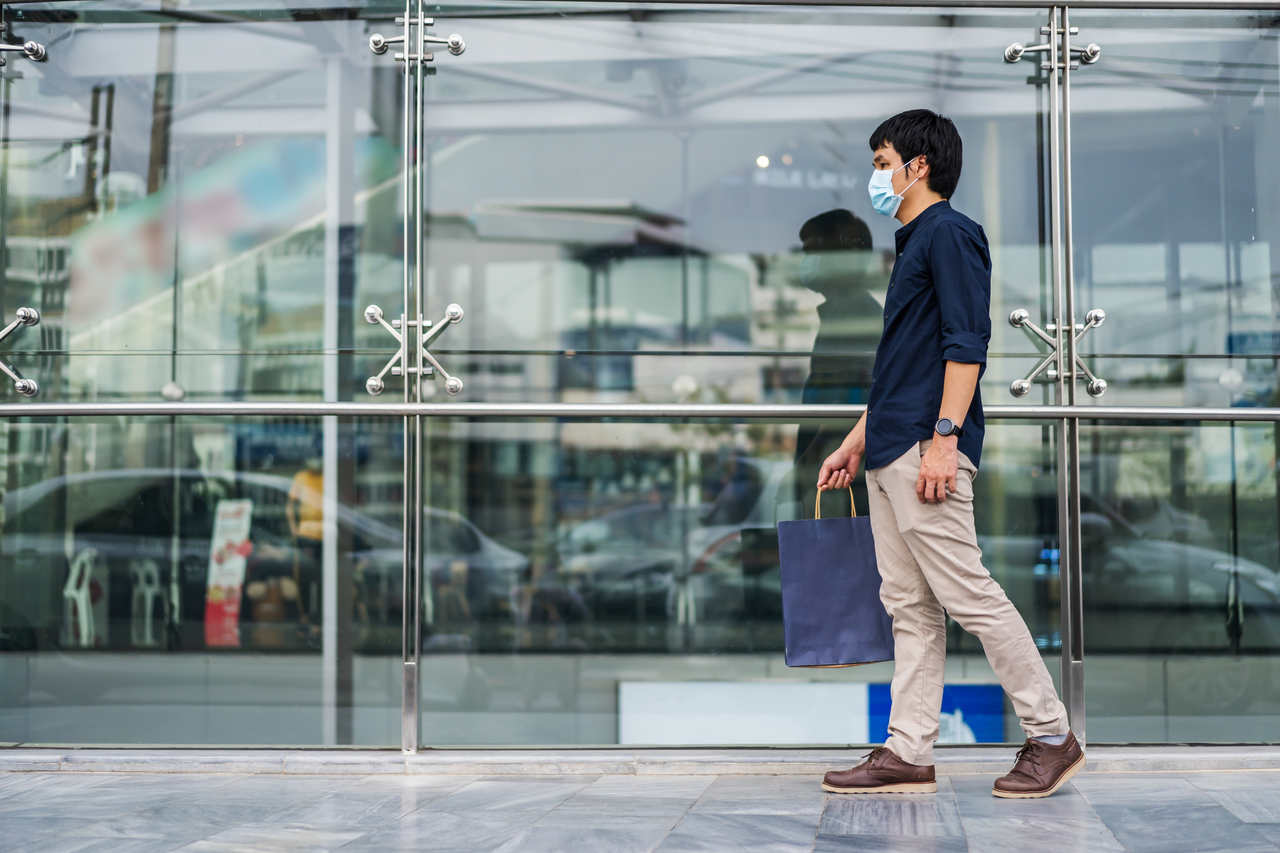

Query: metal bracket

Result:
[364,302,465,396]
[1004,24,1099,71]
[369,17,464,65]
[1008,307,1108,398]
[0,21,47,67]
[0,307,41,396]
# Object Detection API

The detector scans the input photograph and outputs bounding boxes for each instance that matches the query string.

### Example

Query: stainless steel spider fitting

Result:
[1004,24,1100,70]
[1008,307,1108,398]
[0,307,41,397]
[369,17,465,63]
[364,302,465,396]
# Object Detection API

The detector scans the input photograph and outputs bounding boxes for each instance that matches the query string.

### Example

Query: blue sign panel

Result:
[868,683,1006,744]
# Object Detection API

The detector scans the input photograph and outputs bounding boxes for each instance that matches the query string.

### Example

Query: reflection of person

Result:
[817,110,1083,799]
[791,209,881,515]
[287,441,324,630]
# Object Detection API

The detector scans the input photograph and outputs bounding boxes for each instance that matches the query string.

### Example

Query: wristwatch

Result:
[934,417,964,438]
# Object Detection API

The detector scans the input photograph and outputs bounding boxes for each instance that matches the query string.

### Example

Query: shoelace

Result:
[1012,740,1046,773]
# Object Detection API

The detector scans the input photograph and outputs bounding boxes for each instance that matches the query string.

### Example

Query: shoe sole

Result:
[822,781,938,794]
[991,753,1086,799]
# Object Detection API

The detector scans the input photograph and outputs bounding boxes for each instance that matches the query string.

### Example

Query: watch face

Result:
[937,418,953,434]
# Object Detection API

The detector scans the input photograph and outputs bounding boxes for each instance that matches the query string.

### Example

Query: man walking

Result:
[816,109,1084,799]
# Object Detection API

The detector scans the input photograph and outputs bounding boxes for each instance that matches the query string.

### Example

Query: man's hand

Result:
[917,438,959,503]
[819,445,862,492]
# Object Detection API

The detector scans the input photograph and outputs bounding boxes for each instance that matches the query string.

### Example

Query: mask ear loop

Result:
[897,156,923,197]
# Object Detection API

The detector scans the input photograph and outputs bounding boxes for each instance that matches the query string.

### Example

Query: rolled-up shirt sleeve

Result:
[929,221,992,364]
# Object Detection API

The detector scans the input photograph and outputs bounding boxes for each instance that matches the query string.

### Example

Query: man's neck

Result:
[896,192,946,227]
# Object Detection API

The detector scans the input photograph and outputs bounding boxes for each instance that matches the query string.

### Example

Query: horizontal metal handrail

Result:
[5,0,1278,11]
[0,401,1278,422]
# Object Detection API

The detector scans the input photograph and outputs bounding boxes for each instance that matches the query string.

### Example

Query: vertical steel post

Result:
[409,0,427,755]
[399,0,419,755]
[1058,4,1087,745]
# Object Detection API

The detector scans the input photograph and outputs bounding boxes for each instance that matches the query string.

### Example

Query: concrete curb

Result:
[3,746,1280,776]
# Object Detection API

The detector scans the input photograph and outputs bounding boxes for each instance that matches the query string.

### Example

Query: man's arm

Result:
[936,362,979,439]
[920,221,990,502]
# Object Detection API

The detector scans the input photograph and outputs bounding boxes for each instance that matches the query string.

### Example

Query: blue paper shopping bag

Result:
[776,487,895,667]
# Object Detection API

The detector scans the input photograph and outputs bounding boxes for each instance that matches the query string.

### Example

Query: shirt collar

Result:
[894,199,951,253]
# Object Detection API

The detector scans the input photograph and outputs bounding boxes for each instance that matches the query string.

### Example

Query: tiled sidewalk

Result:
[3,767,1280,852]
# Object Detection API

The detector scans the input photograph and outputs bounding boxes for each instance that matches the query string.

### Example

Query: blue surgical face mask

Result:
[867,156,921,218]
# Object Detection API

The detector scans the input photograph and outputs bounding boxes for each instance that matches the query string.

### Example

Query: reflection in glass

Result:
[1071,10,1280,406]
[789,208,884,516]
[1080,421,1280,742]
[410,418,1065,745]
[0,7,398,402]
[415,6,1055,405]
[0,417,401,745]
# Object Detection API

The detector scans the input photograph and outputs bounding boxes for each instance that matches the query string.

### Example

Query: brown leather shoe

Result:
[822,746,937,794]
[992,731,1085,799]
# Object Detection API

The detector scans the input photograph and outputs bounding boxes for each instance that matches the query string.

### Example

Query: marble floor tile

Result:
[948,776,1099,819]
[390,805,552,837]
[1257,823,1280,845]
[550,795,700,818]
[352,774,481,792]
[128,798,305,830]
[1071,773,1205,804]
[689,776,826,816]
[958,814,1123,852]
[1,813,214,844]
[1182,771,1280,791]
[254,792,414,829]
[0,816,104,846]
[424,779,590,813]
[19,836,190,853]
[1201,788,1280,823]
[533,811,683,831]
[658,811,819,852]
[13,765,1280,853]
[819,794,965,838]
[813,833,969,853]
[340,814,531,852]
[1091,802,1277,853]
[492,822,673,853]
[178,824,364,850]
[579,775,715,800]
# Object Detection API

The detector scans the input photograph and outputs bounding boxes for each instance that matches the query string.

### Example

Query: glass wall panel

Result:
[1079,420,1280,742]
[1069,9,1280,743]
[0,3,401,402]
[1069,10,1280,407]
[417,5,1059,410]
[416,417,1061,746]
[0,416,401,744]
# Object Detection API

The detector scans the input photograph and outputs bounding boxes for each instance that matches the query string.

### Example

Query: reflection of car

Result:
[965,463,1280,655]
[553,452,1280,674]
[550,458,796,648]
[0,469,526,655]
[554,503,704,630]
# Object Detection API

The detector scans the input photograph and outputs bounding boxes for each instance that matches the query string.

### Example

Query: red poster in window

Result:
[204,499,253,648]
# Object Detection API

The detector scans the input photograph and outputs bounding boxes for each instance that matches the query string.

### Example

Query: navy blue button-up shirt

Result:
[864,200,991,471]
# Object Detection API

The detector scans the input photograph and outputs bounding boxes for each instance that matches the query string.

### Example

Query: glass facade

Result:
[0,1,1276,747]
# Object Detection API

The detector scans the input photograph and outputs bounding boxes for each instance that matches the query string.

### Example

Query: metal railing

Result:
[0,401,1277,420]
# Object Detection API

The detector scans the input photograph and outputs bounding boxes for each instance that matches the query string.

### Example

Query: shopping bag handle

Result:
[814,486,857,519]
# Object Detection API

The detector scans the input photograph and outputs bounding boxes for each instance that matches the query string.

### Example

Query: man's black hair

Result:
[800,209,872,253]
[868,109,963,199]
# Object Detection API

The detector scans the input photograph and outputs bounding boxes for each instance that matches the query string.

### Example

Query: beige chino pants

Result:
[864,437,1070,766]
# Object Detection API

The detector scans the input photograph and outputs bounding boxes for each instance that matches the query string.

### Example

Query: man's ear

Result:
[914,155,930,179]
